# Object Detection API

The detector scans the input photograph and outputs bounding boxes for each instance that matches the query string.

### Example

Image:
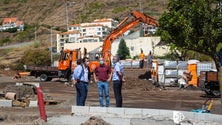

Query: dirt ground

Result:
[0,68,221,124]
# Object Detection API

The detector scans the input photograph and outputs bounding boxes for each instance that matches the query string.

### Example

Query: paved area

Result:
[47,106,222,125]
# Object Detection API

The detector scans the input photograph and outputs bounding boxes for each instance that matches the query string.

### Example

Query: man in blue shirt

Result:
[112,56,125,107]
[72,59,86,106]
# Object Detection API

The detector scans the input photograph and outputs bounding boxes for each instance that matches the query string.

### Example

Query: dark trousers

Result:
[75,81,86,106]
[139,60,144,68]
[83,82,88,106]
[113,80,122,107]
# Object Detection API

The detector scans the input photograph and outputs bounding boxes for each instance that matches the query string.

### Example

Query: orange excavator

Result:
[88,10,158,71]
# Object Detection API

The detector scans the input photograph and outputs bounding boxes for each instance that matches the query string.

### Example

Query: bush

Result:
[11,62,25,70]
[21,49,51,66]
[126,55,132,59]
[133,55,139,60]
[33,40,40,48]
[3,0,9,4]
[5,27,17,33]
[112,7,128,13]
[0,38,10,46]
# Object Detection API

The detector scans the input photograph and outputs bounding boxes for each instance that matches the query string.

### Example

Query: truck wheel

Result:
[40,74,48,82]
[212,90,221,97]
[204,89,212,95]
[46,77,53,81]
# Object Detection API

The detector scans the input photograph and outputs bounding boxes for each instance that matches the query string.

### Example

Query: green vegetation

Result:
[157,0,222,70]
[117,39,130,60]
[13,24,35,42]
[5,27,17,33]
[87,1,105,11]
[0,48,13,57]
[3,0,9,4]
[0,38,10,46]
[16,0,27,3]
[21,49,51,66]
[33,40,40,48]
[112,6,128,14]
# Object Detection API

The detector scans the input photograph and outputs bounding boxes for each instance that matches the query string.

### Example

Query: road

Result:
[0,41,34,49]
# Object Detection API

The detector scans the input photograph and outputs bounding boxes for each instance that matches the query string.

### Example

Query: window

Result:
[88,39,93,42]
[97,28,101,31]
[97,32,101,35]
[82,29,86,32]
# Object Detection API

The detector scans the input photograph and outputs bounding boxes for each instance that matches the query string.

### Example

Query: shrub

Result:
[33,40,40,48]
[0,38,10,46]
[5,27,17,33]
[21,49,51,66]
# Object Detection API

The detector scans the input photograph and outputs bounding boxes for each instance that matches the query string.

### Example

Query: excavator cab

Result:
[87,52,101,73]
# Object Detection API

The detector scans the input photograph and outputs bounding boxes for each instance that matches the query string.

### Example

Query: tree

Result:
[117,38,130,60]
[157,0,222,102]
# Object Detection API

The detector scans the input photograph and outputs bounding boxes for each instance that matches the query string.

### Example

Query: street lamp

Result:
[66,1,75,31]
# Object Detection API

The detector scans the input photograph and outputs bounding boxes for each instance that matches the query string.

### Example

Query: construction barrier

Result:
[37,85,47,122]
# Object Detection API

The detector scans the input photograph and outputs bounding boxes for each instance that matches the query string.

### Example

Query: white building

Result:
[93,18,119,29]
[68,24,81,31]
[64,30,170,58]
[56,30,80,52]
[56,18,119,52]
[1,17,24,31]
[80,23,108,39]
[142,24,157,36]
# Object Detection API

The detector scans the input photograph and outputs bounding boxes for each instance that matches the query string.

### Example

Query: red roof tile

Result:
[3,18,17,24]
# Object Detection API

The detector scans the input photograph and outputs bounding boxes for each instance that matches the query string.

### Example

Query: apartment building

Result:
[56,18,118,52]
[142,24,157,36]
[56,30,80,52]
[93,18,118,29]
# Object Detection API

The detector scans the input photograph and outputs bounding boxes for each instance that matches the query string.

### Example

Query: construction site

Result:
[0,1,222,124]
[0,61,222,125]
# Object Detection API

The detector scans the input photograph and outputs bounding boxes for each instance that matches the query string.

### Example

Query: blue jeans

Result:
[97,81,110,107]
[75,81,87,106]
[113,80,122,107]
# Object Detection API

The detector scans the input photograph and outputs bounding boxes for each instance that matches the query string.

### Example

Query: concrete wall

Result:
[111,36,170,57]
[64,31,170,58]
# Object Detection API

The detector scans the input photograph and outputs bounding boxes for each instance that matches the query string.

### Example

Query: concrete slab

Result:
[65,106,222,125]
[29,100,38,107]
[0,100,12,107]
[71,106,89,114]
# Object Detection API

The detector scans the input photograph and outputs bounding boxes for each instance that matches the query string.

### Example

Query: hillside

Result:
[0,0,167,67]
[0,0,167,27]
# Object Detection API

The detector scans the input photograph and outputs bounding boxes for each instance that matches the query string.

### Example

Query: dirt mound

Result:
[81,116,111,125]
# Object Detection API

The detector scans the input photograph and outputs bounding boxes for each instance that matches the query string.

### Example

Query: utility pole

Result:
[66,1,69,31]
[50,27,53,66]
[66,1,75,31]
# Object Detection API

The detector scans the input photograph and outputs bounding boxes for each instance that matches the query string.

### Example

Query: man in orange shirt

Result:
[139,50,145,68]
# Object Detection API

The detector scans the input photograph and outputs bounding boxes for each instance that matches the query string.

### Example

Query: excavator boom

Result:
[101,10,158,65]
